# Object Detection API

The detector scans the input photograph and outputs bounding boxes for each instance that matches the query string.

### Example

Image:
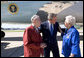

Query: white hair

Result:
[31,15,39,22]
[65,15,76,26]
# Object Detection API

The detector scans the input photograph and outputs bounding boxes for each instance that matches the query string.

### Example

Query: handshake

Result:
[40,43,47,48]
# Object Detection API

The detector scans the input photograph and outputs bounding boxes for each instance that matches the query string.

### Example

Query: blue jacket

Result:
[61,26,81,57]
[40,21,59,46]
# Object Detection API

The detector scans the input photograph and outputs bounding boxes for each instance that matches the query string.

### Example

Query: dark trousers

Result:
[44,44,60,57]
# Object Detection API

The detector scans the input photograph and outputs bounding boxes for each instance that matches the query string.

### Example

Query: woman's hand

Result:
[40,43,47,48]
[69,53,74,57]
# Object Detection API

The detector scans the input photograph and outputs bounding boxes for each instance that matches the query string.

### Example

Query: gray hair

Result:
[65,15,76,26]
[48,13,57,20]
[31,15,40,22]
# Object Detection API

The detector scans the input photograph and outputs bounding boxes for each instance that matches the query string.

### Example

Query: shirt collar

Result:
[31,23,36,29]
[48,20,53,25]
[67,26,74,33]
[48,20,50,24]
[32,23,34,27]
[31,23,39,30]
[48,20,54,30]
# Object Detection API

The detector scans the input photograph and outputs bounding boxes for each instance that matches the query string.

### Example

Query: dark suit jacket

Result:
[40,21,59,46]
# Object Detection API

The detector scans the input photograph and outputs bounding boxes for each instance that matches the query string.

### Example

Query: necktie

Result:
[50,24,53,35]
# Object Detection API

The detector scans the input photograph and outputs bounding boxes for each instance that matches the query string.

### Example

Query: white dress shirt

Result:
[48,20,54,31]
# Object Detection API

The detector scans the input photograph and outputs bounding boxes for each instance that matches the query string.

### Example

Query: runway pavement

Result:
[1,31,83,57]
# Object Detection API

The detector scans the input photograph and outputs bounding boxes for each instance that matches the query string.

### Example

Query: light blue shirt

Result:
[61,26,81,57]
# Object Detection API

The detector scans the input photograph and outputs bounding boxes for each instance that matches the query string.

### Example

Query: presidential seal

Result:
[8,3,19,15]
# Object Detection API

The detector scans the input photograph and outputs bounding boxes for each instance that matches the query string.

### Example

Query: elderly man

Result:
[61,15,81,57]
[39,13,62,57]
[23,15,46,57]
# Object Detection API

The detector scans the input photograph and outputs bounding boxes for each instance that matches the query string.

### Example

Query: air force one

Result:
[1,1,83,23]
[1,1,52,23]
[1,1,83,38]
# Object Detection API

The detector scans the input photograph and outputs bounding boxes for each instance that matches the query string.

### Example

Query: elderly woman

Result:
[23,15,46,57]
[61,15,81,57]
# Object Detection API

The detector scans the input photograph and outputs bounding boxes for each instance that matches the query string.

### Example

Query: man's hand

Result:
[40,43,47,48]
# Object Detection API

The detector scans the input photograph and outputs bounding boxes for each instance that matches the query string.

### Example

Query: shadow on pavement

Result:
[1,37,24,57]
[1,44,24,57]
[1,37,23,41]
[1,42,10,48]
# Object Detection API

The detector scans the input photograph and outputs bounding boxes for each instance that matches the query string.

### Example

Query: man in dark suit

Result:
[39,13,62,57]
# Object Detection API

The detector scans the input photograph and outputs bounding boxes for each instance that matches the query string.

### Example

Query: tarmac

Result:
[1,31,83,57]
